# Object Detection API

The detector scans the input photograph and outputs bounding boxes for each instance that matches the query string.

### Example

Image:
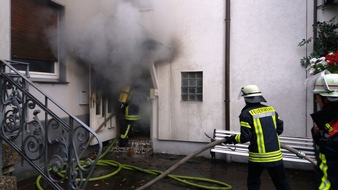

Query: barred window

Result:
[181,72,203,101]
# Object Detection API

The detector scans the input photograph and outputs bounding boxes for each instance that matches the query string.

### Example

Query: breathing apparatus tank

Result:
[119,86,132,108]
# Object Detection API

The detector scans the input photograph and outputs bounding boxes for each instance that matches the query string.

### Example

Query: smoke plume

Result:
[65,0,175,94]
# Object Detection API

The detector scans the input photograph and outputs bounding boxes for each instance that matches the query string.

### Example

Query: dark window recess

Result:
[12,58,55,73]
[11,0,59,73]
[181,72,203,101]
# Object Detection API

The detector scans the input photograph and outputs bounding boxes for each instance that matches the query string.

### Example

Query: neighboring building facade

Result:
[150,0,338,159]
[0,0,338,181]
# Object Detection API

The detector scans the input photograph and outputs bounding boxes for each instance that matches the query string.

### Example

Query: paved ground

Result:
[18,151,316,190]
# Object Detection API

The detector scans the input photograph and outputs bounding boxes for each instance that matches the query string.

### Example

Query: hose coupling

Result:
[296,151,306,158]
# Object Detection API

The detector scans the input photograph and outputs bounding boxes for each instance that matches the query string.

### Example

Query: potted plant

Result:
[299,17,338,75]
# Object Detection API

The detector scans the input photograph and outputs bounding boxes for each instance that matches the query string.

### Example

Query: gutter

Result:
[225,0,231,130]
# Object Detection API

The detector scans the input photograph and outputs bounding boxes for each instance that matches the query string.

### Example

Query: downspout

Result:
[313,0,318,42]
[312,0,318,113]
[225,0,231,130]
[308,0,319,136]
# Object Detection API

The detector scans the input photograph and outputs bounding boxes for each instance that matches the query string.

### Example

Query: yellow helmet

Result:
[240,85,266,103]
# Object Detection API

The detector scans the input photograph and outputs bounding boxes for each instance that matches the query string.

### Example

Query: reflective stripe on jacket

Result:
[236,104,283,163]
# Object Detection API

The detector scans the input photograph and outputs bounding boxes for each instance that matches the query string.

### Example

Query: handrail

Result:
[0,60,103,190]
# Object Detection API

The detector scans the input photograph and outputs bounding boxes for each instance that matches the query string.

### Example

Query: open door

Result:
[89,70,117,145]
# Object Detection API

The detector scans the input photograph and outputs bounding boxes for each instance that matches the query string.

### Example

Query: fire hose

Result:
[280,143,317,166]
[136,138,228,190]
[136,134,317,190]
[36,133,316,190]
[35,137,232,190]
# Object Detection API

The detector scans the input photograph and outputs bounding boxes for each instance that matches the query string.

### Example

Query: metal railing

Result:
[0,60,103,190]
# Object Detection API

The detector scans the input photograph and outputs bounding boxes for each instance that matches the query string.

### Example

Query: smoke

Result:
[65,0,176,95]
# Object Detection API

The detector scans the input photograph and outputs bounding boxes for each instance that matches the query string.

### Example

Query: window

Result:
[11,0,63,80]
[181,72,203,101]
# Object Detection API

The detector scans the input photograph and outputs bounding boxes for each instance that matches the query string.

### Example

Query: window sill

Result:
[30,78,69,84]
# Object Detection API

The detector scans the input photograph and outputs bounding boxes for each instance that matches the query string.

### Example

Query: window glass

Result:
[181,72,203,102]
[11,0,62,79]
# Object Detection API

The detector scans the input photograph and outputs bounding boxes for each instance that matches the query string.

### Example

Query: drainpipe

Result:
[310,0,318,134]
[225,0,231,130]
[313,0,318,111]
[313,0,318,41]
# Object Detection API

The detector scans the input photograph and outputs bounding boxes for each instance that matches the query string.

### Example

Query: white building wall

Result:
[0,0,10,60]
[151,0,334,158]
[155,0,225,142]
[230,0,313,137]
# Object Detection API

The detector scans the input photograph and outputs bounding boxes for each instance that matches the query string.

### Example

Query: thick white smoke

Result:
[62,0,178,133]
[65,0,175,93]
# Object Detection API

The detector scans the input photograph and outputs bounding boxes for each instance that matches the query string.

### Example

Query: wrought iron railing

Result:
[0,60,102,190]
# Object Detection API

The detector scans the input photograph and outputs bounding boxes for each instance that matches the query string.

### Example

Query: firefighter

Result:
[310,72,338,190]
[118,86,141,147]
[224,85,291,190]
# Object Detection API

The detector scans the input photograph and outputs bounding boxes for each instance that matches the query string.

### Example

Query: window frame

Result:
[11,0,65,81]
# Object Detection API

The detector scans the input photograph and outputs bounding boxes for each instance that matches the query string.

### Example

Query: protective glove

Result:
[224,135,236,144]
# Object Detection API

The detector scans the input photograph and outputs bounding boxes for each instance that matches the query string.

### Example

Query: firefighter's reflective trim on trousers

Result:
[120,124,131,139]
[249,150,283,162]
[319,153,331,190]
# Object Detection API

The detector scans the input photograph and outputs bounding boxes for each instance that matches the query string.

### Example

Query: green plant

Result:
[299,17,338,74]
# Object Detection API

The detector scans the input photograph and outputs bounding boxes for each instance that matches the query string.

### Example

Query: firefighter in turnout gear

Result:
[224,85,291,190]
[118,86,141,147]
[311,72,338,190]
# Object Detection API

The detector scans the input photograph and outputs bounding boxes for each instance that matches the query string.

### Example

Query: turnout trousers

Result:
[247,161,291,190]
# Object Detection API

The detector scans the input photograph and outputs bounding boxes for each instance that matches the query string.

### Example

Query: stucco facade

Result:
[150,0,338,159]
[0,0,10,60]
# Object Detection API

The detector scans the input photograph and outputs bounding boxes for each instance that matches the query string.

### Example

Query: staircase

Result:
[0,60,103,190]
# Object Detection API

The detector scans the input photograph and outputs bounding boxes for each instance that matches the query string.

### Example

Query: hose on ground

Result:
[136,138,227,190]
[35,138,232,190]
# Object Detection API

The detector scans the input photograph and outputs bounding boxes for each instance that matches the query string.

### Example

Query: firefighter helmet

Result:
[313,73,338,97]
[240,85,266,103]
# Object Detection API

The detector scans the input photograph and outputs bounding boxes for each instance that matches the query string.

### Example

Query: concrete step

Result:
[110,138,153,157]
